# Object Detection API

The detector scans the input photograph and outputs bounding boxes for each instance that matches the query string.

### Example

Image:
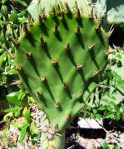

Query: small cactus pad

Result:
[15,8,109,131]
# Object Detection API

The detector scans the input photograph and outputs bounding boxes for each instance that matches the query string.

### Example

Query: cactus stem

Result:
[77,64,82,70]
[26,52,32,57]
[15,66,22,71]
[66,113,70,121]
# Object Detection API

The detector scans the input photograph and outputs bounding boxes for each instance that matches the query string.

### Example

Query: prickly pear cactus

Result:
[14,2,109,149]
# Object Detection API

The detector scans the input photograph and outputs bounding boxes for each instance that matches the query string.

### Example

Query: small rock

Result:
[78,118,103,129]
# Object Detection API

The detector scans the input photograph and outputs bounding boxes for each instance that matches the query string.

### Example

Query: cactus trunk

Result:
[37,113,65,149]
[41,130,65,149]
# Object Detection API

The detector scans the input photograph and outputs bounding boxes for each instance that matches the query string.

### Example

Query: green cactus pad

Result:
[15,8,109,132]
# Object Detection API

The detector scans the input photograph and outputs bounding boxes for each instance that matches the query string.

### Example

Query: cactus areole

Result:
[15,2,109,149]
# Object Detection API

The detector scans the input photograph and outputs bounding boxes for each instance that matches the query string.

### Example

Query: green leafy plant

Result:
[0,0,38,147]
[84,47,124,122]
[0,0,29,109]
[3,91,38,147]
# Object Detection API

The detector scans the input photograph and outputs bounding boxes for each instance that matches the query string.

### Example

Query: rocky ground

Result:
[0,106,124,149]
[65,127,124,149]
[65,118,124,149]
